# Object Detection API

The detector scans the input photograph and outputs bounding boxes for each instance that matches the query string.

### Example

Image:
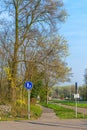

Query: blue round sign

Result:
[24,81,33,90]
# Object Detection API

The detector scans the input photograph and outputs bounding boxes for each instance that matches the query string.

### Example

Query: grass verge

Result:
[42,103,87,119]
[0,104,42,121]
[50,100,87,108]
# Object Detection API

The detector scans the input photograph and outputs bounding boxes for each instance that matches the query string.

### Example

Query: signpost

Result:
[74,93,79,118]
[24,81,33,119]
[74,82,79,118]
[24,81,33,90]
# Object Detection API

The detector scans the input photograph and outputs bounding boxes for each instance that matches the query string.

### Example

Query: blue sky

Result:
[60,0,87,86]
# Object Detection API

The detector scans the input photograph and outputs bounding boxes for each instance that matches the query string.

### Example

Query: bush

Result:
[30,104,42,119]
[11,103,42,119]
[11,104,27,118]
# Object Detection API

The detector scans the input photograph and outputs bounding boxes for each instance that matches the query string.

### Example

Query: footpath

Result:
[37,106,59,122]
[33,106,87,130]
[0,105,87,130]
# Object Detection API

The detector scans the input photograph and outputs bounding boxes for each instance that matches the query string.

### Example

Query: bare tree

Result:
[35,36,70,104]
[0,0,68,102]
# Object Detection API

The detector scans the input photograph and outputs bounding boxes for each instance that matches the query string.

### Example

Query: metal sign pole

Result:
[75,82,78,118]
[24,81,33,120]
[75,99,77,118]
[28,90,30,119]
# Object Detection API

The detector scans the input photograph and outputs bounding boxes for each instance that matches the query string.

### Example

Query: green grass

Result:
[42,103,87,119]
[30,104,42,119]
[50,100,87,108]
[63,102,87,108]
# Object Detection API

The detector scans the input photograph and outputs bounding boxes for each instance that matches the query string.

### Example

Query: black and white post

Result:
[75,82,77,118]
[74,82,79,118]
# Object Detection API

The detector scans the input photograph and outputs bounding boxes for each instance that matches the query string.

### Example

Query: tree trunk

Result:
[46,85,48,105]
[12,4,19,102]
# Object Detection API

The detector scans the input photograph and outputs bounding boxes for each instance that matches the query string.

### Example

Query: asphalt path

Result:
[0,107,87,130]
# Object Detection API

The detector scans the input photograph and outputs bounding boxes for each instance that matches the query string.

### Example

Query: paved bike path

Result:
[32,106,87,129]
[0,106,87,130]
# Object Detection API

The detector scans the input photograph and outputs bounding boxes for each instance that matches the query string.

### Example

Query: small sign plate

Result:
[24,81,33,90]
[74,94,80,99]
